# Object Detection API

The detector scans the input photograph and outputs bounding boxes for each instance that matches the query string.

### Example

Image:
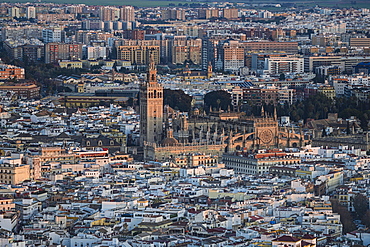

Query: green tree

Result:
[353,194,369,220]
[363,210,370,227]
[331,198,357,234]
[163,89,192,112]
[204,90,232,112]
[277,93,370,129]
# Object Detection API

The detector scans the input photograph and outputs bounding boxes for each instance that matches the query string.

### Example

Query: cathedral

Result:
[140,59,307,162]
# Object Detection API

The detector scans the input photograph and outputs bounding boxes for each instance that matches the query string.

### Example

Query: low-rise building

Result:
[223,150,301,175]
[0,64,25,80]
[0,159,30,185]
[0,83,40,99]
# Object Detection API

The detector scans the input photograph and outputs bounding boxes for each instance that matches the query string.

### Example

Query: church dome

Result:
[161,128,179,146]
[161,137,179,146]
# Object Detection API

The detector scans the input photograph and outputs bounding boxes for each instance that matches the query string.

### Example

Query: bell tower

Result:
[147,55,157,84]
[140,55,163,146]
[207,61,213,79]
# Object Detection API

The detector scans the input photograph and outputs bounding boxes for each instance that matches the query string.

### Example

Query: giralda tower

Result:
[139,55,163,146]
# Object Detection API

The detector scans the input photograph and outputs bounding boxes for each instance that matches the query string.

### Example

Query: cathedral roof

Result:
[161,137,179,146]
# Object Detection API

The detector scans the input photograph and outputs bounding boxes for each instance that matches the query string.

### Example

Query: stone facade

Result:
[140,57,163,146]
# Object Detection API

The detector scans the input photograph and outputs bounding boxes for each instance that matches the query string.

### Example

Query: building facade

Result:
[120,6,135,22]
[117,45,160,65]
[265,56,304,74]
[0,64,25,80]
[0,84,40,99]
[45,43,83,63]
[223,151,301,175]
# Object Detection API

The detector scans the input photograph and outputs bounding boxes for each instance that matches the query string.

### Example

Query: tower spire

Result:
[207,61,213,79]
[147,53,157,84]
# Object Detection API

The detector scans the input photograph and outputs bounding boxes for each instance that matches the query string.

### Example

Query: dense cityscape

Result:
[0,1,369,246]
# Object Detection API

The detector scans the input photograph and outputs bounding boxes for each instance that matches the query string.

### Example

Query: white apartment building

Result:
[42,28,64,43]
[332,79,347,96]
[348,75,370,86]
[258,10,272,18]
[26,6,36,19]
[264,56,304,75]
[8,7,20,18]
[86,46,107,60]
[278,87,296,105]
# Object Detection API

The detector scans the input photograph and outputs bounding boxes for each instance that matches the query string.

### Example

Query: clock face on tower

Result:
[259,129,273,144]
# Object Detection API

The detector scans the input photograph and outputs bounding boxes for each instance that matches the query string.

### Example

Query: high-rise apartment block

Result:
[172,38,202,65]
[45,43,83,63]
[99,6,119,21]
[243,87,280,106]
[120,6,135,22]
[117,45,160,65]
[222,8,238,19]
[26,6,36,19]
[223,41,245,72]
[3,39,44,62]
[85,46,107,60]
[198,8,220,19]
[42,28,65,43]
[161,9,186,20]
[8,7,20,18]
